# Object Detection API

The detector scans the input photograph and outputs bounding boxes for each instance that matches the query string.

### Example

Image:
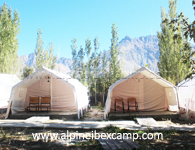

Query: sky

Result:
[2,0,195,58]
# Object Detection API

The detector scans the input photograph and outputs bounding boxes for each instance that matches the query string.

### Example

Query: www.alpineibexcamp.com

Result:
[32,130,163,142]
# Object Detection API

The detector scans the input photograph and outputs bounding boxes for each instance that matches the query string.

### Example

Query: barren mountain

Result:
[19,35,159,75]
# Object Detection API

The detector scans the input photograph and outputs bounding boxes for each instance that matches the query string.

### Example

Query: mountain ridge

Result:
[19,35,159,75]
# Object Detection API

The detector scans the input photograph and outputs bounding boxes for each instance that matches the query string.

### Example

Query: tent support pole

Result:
[139,75,141,111]
[50,76,52,110]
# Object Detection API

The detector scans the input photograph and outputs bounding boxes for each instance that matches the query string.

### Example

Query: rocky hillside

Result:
[19,35,159,75]
[118,35,159,74]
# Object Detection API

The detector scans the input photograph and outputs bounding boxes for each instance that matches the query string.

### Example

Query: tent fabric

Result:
[0,74,20,109]
[104,67,178,118]
[177,76,195,119]
[6,67,89,119]
[24,75,77,111]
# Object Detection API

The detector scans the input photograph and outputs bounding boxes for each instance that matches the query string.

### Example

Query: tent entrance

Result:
[24,74,77,112]
[110,73,169,112]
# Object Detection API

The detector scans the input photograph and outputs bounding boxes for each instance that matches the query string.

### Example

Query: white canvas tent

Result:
[177,76,195,119]
[0,74,20,109]
[104,67,178,118]
[6,67,89,119]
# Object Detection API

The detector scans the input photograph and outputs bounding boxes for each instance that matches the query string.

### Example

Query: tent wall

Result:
[110,74,168,112]
[143,75,168,111]
[178,78,195,119]
[25,75,50,108]
[73,82,89,110]
[52,77,76,111]
[24,75,77,111]
[178,87,189,109]
[0,74,20,108]
[110,74,139,111]
[0,85,12,107]
[10,87,27,114]
[165,88,177,105]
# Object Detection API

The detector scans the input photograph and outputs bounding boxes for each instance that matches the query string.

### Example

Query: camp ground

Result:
[0,74,20,113]
[5,67,89,119]
[177,76,195,120]
[104,67,179,119]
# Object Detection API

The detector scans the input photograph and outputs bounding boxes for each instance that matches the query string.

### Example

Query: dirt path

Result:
[82,106,104,121]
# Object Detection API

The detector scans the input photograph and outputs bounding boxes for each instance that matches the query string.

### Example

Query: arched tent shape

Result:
[5,67,89,119]
[177,76,195,119]
[104,67,178,118]
[0,74,20,109]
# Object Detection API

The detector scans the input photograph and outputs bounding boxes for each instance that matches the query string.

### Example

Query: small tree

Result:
[109,23,122,85]
[22,66,34,79]
[34,28,45,70]
[87,55,93,96]
[0,3,20,74]
[157,0,191,85]
[77,45,85,83]
[166,0,195,79]
[85,37,92,88]
[45,42,56,69]
[34,28,56,70]
[93,36,100,104]
[101,50,108,104]
[71,38,78,78]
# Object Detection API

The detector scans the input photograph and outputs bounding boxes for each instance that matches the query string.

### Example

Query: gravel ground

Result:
[0,113,6,119]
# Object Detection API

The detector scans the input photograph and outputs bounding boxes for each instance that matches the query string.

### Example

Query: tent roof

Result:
[13,66,87,89]
[178,76,195,87]
[0,74,20,88]
[110,67,175,90]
